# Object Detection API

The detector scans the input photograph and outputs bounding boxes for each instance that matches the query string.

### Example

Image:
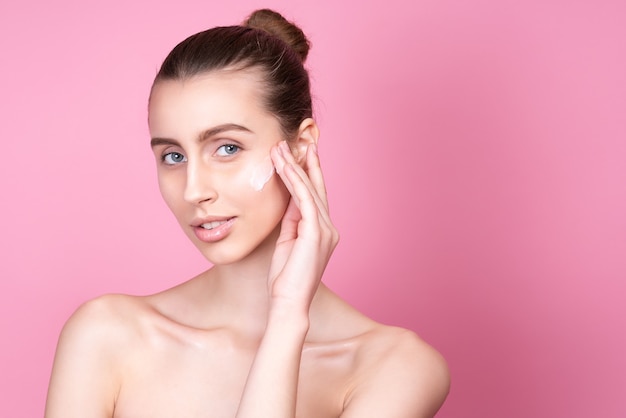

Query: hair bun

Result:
[244,9,311,62]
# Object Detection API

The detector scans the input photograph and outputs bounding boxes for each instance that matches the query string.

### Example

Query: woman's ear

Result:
[290,118,319,165]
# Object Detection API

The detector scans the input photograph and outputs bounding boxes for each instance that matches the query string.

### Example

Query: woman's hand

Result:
[234,141,337,417]
[267,141,339,313]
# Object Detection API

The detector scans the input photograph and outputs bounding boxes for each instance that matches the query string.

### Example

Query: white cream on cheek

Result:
[249,155,275,191]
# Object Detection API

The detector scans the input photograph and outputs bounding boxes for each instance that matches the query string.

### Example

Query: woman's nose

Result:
[183,160,217,204]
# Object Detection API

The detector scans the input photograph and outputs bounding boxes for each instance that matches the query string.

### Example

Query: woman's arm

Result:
[45,297,121,418]
[234,304,309,417]
[235,140,449,418]
[235,140,338,418]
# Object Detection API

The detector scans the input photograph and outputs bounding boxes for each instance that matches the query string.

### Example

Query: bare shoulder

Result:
[312,286,449,416]
[50,293,152,376]
[356,325,449,386]
[344,324,450,418]
[45,294,150,418]
[60,293,148,344]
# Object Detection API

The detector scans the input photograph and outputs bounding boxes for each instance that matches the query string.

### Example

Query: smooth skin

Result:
[45,69,450,418]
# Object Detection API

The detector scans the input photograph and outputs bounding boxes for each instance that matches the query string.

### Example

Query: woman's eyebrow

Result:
[150,123,252,149]
[197,123,252,143]
[150,137,180,148]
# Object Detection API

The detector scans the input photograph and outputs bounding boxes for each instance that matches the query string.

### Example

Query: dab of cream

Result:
[249,155,275,191]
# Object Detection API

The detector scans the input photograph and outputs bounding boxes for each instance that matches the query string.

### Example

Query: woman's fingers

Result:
[272,142,312,210]
[268,141,340,304]
[271,144,298,203]
[274,142,332,225]
[281,162,320,238]
[275,142,339,251]
[304,143,329,212]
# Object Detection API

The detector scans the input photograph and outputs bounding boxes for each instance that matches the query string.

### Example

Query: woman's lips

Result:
[192,217,236,243]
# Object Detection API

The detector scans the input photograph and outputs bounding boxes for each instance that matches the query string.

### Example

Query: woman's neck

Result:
[196,230,280,335]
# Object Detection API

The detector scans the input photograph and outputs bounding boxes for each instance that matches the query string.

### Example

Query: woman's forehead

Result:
[148,72,277,139]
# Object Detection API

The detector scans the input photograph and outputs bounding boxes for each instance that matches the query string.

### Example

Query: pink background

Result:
[1,0,625,416]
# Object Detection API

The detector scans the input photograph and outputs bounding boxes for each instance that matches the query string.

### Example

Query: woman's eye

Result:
[216,144,240,157]
[163,152,187,165]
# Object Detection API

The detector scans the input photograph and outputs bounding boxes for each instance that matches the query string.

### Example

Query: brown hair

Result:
[152,9,312,138]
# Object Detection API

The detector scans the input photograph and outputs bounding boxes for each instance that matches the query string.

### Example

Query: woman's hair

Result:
[152,9,312,139]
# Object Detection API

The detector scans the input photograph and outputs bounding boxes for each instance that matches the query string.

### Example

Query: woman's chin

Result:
[197,238,276,267]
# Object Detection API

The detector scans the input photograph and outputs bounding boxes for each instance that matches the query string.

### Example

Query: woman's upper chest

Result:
[112,325,357,418]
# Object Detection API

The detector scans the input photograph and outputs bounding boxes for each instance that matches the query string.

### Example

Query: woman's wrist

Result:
[267,300,310,335]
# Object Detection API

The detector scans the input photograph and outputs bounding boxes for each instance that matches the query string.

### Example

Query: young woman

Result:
[45,9,449,418]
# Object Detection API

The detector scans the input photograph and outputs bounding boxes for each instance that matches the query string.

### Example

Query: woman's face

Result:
[148,70,290,265]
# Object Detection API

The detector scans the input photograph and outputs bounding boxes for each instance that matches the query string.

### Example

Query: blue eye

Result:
[163,152,186,165]
[216,144,240,156]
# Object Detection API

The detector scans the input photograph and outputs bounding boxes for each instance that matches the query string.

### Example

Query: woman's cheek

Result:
[247,155,275,192]
[158,173,183,212]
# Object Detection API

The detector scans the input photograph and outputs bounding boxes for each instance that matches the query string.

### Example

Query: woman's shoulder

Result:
[346,323,450,416]
[315,289,450,416]
[58,294,154,350]
[355,323,450,389]
[66,293,150,323]
[46,294,153,415]
[316,287,448,370]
